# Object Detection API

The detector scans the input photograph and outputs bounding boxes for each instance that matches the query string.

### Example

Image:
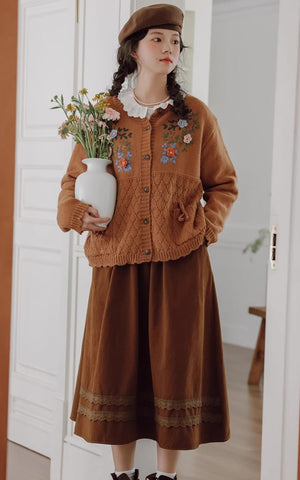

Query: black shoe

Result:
[145,474,177,480]
[111,468,140,480]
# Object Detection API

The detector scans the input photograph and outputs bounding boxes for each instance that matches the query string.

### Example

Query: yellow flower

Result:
[66,103,76,112]
[94,101,104,110]
[68,114,75,121]
[79,88,88,95]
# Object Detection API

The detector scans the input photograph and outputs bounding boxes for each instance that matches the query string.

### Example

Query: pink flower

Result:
[183,133,192,144]
[58,121,70,139]
[82,103,89,110]
[102,107,120,121]
[97,120,106,127]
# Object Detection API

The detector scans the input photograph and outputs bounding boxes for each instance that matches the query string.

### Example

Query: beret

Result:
[118,3,184,45]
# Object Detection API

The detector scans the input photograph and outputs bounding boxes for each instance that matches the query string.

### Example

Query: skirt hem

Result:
[70,414,231,450]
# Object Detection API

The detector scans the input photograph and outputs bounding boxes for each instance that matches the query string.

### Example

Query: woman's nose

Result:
[162,43,172,53]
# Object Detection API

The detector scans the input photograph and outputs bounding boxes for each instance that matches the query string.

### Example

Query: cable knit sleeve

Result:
[200,114,238,246]
[57,142,92,234]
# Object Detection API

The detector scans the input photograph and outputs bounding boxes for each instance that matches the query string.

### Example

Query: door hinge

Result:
[269,225,277,269]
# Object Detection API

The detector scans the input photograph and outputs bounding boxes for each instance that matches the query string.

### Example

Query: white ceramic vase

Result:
[75,157,117,227]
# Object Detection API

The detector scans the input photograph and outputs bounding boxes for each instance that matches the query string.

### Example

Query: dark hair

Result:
[108,27,193,120]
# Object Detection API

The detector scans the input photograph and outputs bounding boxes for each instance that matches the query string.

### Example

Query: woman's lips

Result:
[160,59,172,63]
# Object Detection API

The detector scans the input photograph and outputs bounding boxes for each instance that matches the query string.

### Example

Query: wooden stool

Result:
[247,306,266,385]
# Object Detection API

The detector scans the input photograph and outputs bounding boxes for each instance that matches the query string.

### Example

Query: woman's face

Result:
[131,28,181,75]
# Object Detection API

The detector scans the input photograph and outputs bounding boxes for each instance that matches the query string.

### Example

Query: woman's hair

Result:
[108,27,192,120]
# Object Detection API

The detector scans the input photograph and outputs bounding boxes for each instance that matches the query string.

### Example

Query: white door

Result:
[9,1,128,480]
[61,2,135,479]
[9,2,77,480]
[260,0,300,479]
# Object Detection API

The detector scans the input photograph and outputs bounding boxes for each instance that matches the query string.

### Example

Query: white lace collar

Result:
[117,87,174,119]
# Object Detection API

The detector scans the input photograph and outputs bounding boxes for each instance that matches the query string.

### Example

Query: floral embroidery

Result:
[160,113,200,164]
[115,151,133,172]
[117,127,132,140]
[161,142,179,164]
[110,129,118,139]
[178,119,188,128]
[113,127,133,173]
[183,133,192,144]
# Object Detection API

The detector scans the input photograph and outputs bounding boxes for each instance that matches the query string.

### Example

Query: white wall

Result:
[208,0,279,348]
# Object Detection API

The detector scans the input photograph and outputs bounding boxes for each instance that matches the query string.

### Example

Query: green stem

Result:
[83,123,92,157]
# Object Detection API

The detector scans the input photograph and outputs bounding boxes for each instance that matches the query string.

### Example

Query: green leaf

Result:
[242,228,270,254]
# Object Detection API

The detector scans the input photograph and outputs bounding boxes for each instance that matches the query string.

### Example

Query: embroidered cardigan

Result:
[57,93,238,267]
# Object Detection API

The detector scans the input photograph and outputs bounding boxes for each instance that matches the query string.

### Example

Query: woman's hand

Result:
[82,206,110,233]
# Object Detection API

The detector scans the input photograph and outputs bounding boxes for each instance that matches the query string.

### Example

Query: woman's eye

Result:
[153,38,179,44]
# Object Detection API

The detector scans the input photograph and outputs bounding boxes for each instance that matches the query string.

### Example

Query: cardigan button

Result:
[143,218,149,224]
[143,186,149,193]
[144,154,150,159]
[144,249,150,255]
[145,125,150,130]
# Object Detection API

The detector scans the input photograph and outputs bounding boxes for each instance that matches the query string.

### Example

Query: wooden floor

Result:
[6,343,262,480]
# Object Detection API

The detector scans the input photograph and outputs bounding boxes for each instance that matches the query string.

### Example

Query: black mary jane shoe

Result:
[110,468,140,480]
[145,474,177,480]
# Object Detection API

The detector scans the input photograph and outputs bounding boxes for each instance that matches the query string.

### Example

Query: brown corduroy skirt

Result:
[70,244,230,450]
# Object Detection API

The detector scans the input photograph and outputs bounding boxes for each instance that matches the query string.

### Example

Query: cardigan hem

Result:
[84,232,208,268]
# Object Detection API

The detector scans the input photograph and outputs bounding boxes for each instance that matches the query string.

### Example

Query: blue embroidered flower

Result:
[115,151,133,172]
[177,119,188,128]
[110,129,118,139]
[160,155,169,164]
[160,142,178,164]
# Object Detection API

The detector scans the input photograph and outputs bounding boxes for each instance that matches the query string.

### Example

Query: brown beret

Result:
[118,3,184,45]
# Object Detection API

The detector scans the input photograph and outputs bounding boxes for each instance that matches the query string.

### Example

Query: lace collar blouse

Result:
[117,87,174,120]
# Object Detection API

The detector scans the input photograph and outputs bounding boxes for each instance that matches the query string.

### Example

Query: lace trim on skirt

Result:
[76,387,224,427]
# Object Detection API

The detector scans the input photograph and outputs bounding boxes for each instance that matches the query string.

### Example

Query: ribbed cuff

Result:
[70,200,91,234]
[204,223,217,246]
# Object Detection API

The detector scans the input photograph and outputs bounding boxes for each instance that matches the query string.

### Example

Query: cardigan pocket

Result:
[172,200,206,245]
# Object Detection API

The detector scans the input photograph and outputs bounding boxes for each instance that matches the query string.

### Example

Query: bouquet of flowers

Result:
[50,88,120,158]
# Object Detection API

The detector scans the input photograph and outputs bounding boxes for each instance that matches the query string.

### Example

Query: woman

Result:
[57,4,238,480]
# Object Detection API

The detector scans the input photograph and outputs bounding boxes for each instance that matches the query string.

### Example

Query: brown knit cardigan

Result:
[57,94,238,267]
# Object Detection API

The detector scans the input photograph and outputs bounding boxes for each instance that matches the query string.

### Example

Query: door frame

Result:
[261,0,300,478]
[0,1,18,478]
